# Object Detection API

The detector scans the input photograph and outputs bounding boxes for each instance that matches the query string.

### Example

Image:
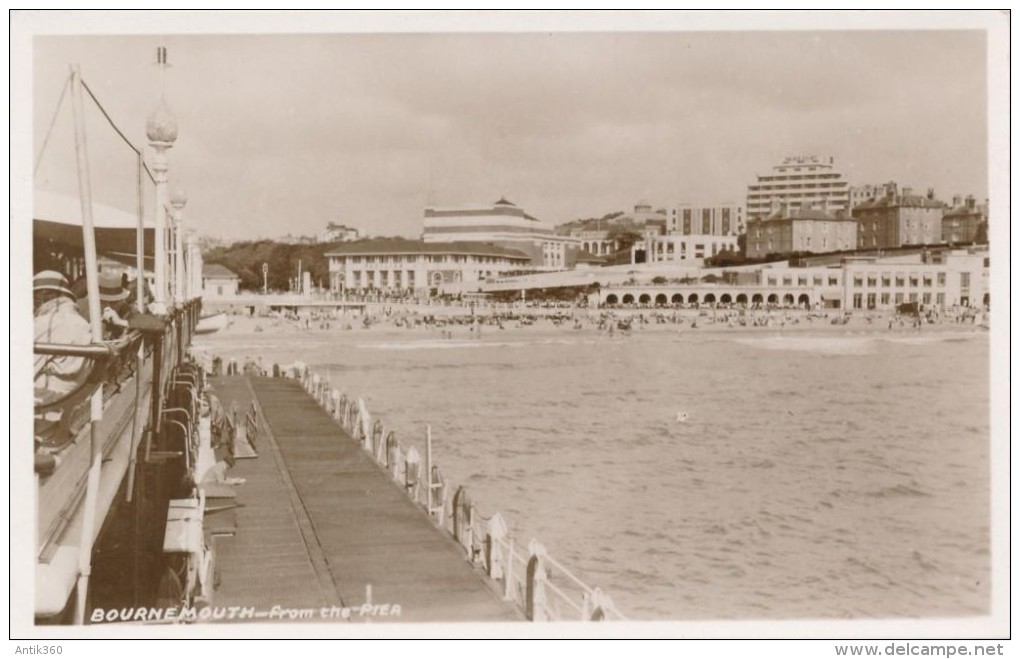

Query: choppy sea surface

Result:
[196,327,990,620]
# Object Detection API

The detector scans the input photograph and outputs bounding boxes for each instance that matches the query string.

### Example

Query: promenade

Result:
[207,375,521,623]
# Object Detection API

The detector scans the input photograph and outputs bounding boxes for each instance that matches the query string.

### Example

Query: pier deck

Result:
[207,375,521,623]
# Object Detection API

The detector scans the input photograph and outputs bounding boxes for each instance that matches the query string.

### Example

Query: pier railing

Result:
[266,365,626,622]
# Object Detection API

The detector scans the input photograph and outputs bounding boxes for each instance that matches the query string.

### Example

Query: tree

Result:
[605,224,643,253]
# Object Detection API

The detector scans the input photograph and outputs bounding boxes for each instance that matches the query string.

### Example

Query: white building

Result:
[747,155,850,220]
[321,222,360,243]
[423,197,579,269]
[637,233,740,265]
[325,238,532,295]
[202,263,240,298]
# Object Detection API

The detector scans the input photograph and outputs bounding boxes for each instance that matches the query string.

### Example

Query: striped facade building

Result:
[423,198,579,269]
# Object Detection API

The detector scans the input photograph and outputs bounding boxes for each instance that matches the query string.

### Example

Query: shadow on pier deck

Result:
[207,375,522,623]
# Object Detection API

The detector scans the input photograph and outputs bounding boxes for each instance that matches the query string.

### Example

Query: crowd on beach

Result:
[217,299,990,341]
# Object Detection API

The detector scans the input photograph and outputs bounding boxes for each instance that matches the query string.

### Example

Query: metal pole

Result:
[70,64,104,625]
[425,425,432,513]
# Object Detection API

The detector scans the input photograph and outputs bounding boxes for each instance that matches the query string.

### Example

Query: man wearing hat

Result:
[76,271,131,338]
[33,270,93,448]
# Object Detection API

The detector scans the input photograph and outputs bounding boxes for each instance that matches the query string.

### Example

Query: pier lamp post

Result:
[170,185,188,303]
[145,98,178,308]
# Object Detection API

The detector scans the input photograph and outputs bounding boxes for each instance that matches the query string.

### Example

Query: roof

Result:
[753,207,852,223]
[854,195,945,210]
[324,238,531,260]
[203,263,239,279]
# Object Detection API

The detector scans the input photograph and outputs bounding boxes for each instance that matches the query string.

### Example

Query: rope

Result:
[80,80,142,157]
[33,73,71,176]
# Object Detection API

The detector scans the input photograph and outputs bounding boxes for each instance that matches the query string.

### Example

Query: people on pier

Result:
[74,272,131,339]
[33,271,94,449]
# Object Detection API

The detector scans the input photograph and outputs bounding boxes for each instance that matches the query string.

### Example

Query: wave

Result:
[729,336,876,355]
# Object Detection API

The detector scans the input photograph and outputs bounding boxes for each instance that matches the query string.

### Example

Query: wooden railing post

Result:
[405,446,421,503]
[525,540,549,622]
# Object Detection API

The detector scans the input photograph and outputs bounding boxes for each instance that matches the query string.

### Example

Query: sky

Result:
[22,12,996,242]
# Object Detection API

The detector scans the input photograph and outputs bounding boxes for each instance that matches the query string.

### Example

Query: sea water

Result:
[196,327,991,620]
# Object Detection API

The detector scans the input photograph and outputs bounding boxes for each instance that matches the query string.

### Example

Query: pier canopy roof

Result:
[324,238,531,261]
[33,189,155,262]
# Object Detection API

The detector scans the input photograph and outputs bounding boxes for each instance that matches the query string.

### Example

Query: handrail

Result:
[34,331,143,359]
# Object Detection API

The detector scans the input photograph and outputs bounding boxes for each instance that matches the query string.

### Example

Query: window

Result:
[936,293,944,306]
[881,275,891,287]
[767,277,778,286]
[923,293,932,305]
[960,272,971,288]
[813,276,823,286]
[895,293,904,304]
[853,277,863,288]
[853,293,863,309]
[937,272,946,286]
[783,277,792,286]
[881,293,890,305]
[909,293,918,302]
[867,293,876,309]
[923,276,933,287]
[909,276,919,287]
[867,277,877,287]
[895,276,905,288]
[829,276,838,286]
[798,277,808,286]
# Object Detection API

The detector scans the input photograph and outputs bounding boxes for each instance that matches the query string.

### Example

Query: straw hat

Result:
[32,270,74,298]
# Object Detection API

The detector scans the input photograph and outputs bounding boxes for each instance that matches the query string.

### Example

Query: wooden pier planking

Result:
[207,375,521,623]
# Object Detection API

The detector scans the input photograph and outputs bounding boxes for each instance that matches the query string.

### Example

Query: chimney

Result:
[952,194,962,207]
[966,195,975,209]
[821,197,831,213]
[927,188,935,200]
[902,186,914,198]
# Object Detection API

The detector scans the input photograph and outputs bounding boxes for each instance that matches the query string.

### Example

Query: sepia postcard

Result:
[9,9,1011,650]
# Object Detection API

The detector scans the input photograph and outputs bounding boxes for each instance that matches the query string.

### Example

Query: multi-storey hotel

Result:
[423,197,579,269]
[746,155,850,219]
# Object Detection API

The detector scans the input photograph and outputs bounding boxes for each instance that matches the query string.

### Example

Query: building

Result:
[321,222,360,243]
[747,155,850,219]
[325,238,531,295]
[562,203,668,256]
[841,249,987,310]
[668,203,745,237]
[202,263,240,298]
[423,197,579,269]
[745,201,857,259]
[852,188,945,249]
[637,233,740,265]
[941,195,988,245]
[849,182,899,209]
[595,247,988,311]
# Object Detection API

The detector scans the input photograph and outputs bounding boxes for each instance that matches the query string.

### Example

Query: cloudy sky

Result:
[24,12,995,241]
